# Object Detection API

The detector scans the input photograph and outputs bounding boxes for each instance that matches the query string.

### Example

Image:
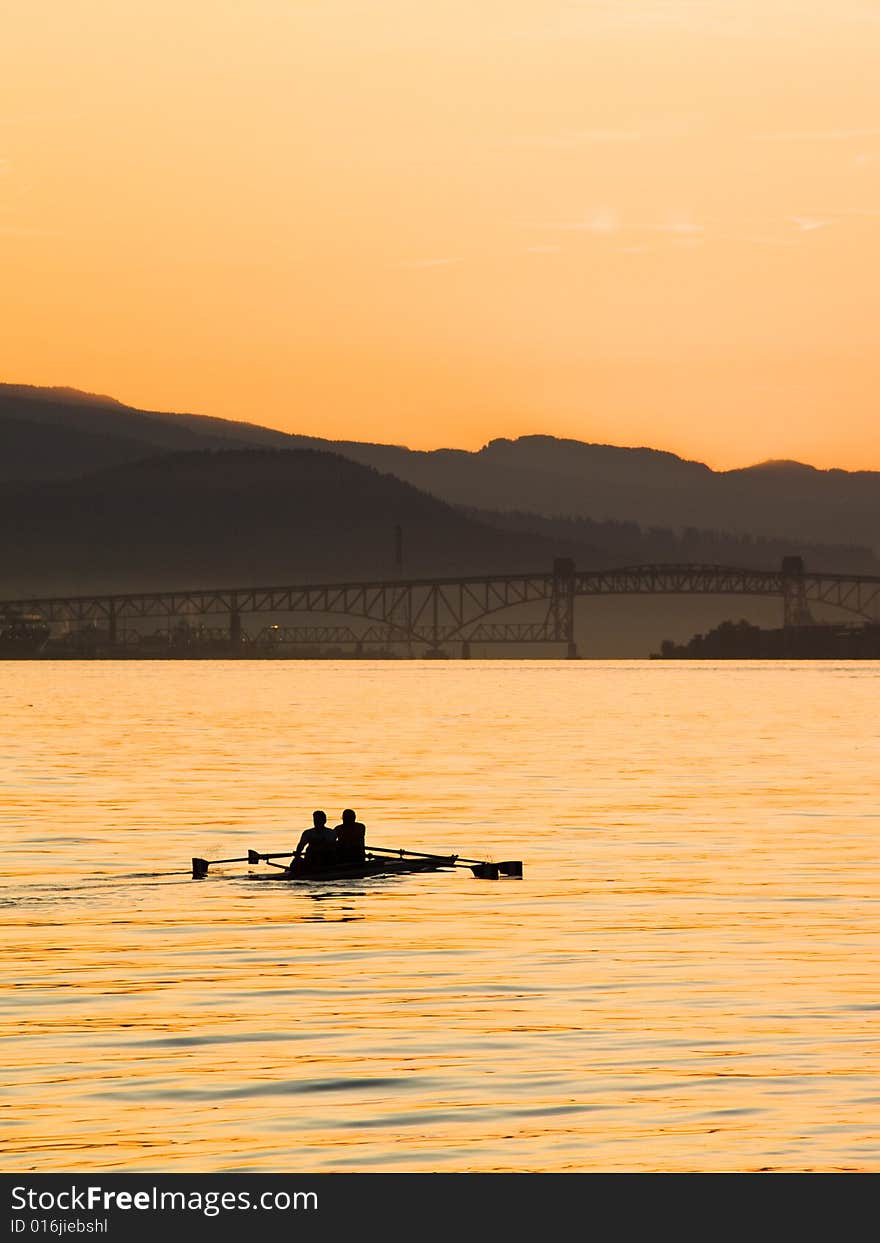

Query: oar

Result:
[192,849,299,878]
[192,849,263,878]
[367,845,523,879]
[454,853,522,877]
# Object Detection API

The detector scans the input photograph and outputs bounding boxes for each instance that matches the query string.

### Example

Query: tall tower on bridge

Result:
[781,556,814,627]
[551,557,578,659]
[389,523,413,655]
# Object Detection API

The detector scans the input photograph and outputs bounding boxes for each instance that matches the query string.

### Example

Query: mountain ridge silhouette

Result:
[2,383,879,552]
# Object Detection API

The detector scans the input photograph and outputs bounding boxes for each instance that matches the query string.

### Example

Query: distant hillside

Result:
[3,383,880,555]
[0,449,592,597]
[467,509,878,576]
[283,434,880,554]
[0,384,291,480]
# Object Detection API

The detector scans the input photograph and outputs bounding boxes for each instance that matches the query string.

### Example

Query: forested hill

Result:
[3,383,880,557]
[0,449,590,596]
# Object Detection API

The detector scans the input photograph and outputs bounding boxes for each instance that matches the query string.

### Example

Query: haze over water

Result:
[2,661,878,1172]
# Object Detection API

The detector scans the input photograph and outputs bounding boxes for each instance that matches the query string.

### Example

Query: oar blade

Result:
[470,863,499,879]
[499,861,523,877]
[192,853,257,877]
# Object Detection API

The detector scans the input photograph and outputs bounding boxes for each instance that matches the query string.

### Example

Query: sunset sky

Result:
[2,1,879,469]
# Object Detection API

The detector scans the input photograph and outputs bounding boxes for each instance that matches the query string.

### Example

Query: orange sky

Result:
[2,2,879,469]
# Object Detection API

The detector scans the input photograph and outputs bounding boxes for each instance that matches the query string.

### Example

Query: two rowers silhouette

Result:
[291,809,366,875]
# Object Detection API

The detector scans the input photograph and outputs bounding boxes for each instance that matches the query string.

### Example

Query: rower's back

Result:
[303,825,337,870]
[335,808,366,864]
[295,810,338,873]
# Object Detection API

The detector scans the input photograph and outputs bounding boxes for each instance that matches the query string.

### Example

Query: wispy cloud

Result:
[792,208,880,224]
[530,210,701,241]
[544,208,620,234]
[507,130,648,149]
[523,205,867,251]
[654,213,704,236]
[821,207,880,217]
[717,232,800,248]
[752,128,880,143]
[399,257,462,269]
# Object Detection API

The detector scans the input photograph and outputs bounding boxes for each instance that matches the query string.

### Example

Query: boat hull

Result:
[250,856,453,882]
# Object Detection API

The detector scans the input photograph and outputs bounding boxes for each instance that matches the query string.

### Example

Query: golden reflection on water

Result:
[2,661,879,1170]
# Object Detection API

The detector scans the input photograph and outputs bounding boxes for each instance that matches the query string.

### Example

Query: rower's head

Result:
[313,810,327,827]
[341,808,356,824]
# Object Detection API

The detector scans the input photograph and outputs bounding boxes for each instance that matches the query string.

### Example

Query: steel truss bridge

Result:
[4,558,880,657]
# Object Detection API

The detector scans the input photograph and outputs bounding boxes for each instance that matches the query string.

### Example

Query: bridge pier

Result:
[552,557,576,657]
[781,555,812,627]
[229,610,242,650]
[461,640,471,660]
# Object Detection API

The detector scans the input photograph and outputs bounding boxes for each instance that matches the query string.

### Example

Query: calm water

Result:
[2,661,878,1172]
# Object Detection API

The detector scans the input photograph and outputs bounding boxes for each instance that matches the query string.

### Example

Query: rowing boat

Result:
[191,846,521,880]
[249,855,454,882]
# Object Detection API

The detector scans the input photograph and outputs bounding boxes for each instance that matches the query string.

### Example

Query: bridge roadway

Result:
[4,558,880,655]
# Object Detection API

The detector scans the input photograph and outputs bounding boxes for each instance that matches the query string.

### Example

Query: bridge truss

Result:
[4,559,880,656]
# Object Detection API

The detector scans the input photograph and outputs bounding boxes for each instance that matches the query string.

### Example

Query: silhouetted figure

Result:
[334,808,366,865]
[292,810,338,874]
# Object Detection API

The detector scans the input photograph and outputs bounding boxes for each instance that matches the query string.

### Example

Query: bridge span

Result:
[4,557,880,657]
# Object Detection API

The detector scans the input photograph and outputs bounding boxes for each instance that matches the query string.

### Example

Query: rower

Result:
[292,810,338,873]
[334,808,366,865]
